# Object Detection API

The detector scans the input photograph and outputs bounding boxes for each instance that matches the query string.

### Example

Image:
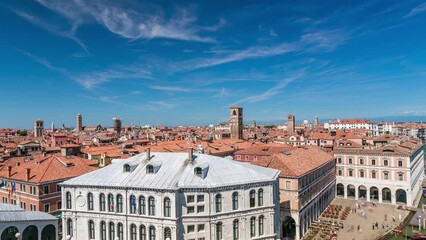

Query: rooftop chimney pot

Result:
[188,148,194,161]
[26,168,31,181]
[146,147,151,161]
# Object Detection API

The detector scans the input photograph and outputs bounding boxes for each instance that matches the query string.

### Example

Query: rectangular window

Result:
[187,206,195,214]
[285,181,291,189]
[44,204,50,213]
[197,195,204,202]
[187,195,194,203]
[398,161,403,167]
[187,225,195,233]
[237,155,241,160]
[57,184,62,192]
[398,174,403,181]
[57,201,62,210]
[371,159,376,165]
[245,155,249,161]
[44,185,50,194]
[20,184,26,192]
[197,205,205,213]
[254,155,257,161]
[384,173,389,180]
[198,224,205,232]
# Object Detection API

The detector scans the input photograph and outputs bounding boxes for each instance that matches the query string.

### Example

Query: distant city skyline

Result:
[1,0,426,128]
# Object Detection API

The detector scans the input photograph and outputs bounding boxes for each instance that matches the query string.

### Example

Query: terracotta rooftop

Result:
[0,154,97,183]
[253,146,334,177]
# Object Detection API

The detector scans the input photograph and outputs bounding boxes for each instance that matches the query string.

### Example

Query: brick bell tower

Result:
[230,106,243,139]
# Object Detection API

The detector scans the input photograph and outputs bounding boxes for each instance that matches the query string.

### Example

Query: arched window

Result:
[259,215,264,235]
[67,218,73,237]
[348,169,353,177]
[108,194,114,212]
[149,226,156,240]
[164,227,171,240]
[216,222,222,240]
[66,192,72,209]
[139,196,146,215]
[108,222,115,240]
[117,223,124,240]
[140,225,147,240]
[359,170,365,178]
[117,194,123,213]
[249,190,256,207]
[250,217,256,237]
[258,189,264,206]
[99,193,106,212]
[87,192,94,211]
[147,165,154,173]
[124,164,131,172]
[233,220,239,240]
[338,169,342,176]
[232,192,238,210]
[337,157,342,163]
[100,221,106,240]
[215,194,222,213]
[148,197,155,216]
[398,172,404,181]
[164,197,171,217]
[130,195,136,214]
[130,224,137,240]
[88,220,95,239]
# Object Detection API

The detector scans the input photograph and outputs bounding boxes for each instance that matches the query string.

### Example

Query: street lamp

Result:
[15,232,20,240]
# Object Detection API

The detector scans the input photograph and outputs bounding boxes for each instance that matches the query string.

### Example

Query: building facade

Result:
[254,146,336,240]
[334,139,424,207]
[61,150,280,240]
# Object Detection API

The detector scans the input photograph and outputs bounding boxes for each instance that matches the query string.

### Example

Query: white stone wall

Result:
[62,180,280,240]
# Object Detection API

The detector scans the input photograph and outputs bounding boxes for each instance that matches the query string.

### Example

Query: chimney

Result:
[188,148,194,161]
[146,147,151,161]
[26,168,31,181]
[42,152,46,157]
[7,166,12,178]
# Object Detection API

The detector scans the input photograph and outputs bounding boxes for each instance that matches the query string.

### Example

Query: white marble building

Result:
[61,149,280,240]
[334,139,424,207]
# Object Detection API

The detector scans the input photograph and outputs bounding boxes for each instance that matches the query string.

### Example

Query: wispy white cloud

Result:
[214,88,229,98]
[35,0,219,43]
[149,101,176,108]
[17,49,68,74]
[131,90,142,95]
[269,29,278,37]
[405,3,426,18]
[175,29,347,71]
[233,73,302,105]
[182,43,300,71]
[73,66,152,90]
[301,29,348,51]
[13,10,89,55]
[150,85,192,92]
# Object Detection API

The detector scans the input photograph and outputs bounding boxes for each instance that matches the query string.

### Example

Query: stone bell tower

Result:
[230,106,243,139]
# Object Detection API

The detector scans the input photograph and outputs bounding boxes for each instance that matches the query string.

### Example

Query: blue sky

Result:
[1,0,426,128]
